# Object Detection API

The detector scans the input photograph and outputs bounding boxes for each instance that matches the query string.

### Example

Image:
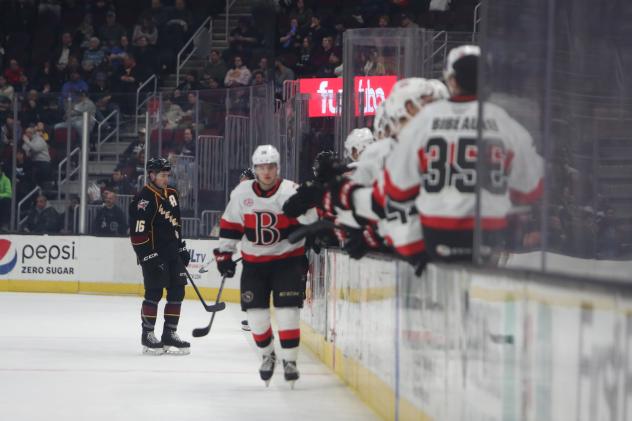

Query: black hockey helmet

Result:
[240,167,255,180]
[146,157,171,173]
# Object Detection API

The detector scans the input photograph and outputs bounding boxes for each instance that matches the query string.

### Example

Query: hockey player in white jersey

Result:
[214,145,317,387]
[378,45,543,262]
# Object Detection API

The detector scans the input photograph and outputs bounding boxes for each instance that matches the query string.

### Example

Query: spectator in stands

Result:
[7,149,32,201]
[55,90,96,138]
[204,50,228,88]
[90,0,114,30]
[0,164,12,231]
[133,35,160,78]
[100,168,135,195]
[1,117,18,152]
[0,76,15,102]
[310,36,337,72]
[227,17,261,62]
[290,0,314,31]
[362,49,386,75]
[224,56,252,88]
[76,13,96,49]
[61,71,89,102]
[107,35,131,72]
[21,90,45,128]
[306,16,329,50]
[177,71,199,93]
[162,95,184,129]
[333,19,346,50]
[52,32,79,73]
[59,195,80,233]
[163,0,193,64]
[82,37,106,70]
[295,36,313,76]
[30,61,58,92]
[90,71,110,96]
[133,14,159,46]
[253,57,271,82]
[4,59,26,89]
[378,14,391,28]
[99,11,127,48]
[92,190,127,236]
[251,71,266,86]
[144,0,168,28]
[113,55,141,113]
[181,91,198,115]
[179,128,195,157]
[199,73,219,89]
[400,12,419,28]
[317,50,341,78]
[274,59,295,97]
[279,17,300,51]
[21,126,52,186]
[23,194,60,234]
[121,128,146,165]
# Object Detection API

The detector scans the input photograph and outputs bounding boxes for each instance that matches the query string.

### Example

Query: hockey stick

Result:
[184,268,226,313]
[198,257,214,274]
[192,257,243,338]
[288,219,336,244]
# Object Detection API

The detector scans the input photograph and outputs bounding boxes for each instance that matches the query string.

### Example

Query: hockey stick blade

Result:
[288,219,336,244]
[184,268,227,313]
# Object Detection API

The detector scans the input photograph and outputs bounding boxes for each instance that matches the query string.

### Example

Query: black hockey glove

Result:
[283,180,326,217]
[141,252,168,275]
[178,242,191,267]
[324,176,361,215]
[312,150,348,184]
[213,248,236,278]
[341,225,383,260]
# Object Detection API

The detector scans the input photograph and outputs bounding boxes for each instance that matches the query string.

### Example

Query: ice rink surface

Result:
[0,292,378,421]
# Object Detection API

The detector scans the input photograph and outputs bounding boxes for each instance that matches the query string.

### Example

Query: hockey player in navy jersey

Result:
[129,157,192,355]
[214,145,317,387]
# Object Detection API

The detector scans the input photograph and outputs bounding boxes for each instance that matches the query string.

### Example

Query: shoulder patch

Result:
[137,199,150,210]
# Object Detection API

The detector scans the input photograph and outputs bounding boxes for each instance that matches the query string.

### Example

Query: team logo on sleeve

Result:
[137,199,149,210]
[254,211,281,245]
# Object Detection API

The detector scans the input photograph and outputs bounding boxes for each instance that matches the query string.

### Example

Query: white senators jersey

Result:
[349,138,395,186]
[218,179,318,263]
[384,96,544,231]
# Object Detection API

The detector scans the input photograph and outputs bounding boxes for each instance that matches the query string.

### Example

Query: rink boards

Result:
[2,234,632,421]
[0,235,240,301]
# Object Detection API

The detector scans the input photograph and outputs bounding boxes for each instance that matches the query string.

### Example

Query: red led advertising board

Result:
[298,76,397,118]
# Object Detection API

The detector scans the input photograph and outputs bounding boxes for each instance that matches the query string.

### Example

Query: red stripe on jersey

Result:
[510,178,543,205]
[372,180,385,208]
[241,247,305,263]
[220,218,244,232]
[278,329,300,341]
[418,148,428,173]
[131,235,149,245]
[384,169,419,203]
[252,327,273,342]
[243,214,300,229]
[394,240,426,257]
[421,215,507,230]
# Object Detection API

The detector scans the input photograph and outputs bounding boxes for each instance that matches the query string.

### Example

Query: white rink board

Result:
[0,235,241,291]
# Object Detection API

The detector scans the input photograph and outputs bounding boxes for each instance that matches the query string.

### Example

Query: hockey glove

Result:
[312,150,348,184]
[178,242,191,267]
[141,252,168,275]
[283,180,326,217]
[213,248,236,278]
[324,176,361,215]
[342,225,383,260]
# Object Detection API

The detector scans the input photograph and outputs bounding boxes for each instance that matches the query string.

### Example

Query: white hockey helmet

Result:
[427,79,450,100]
[344,128,374,161]
[373,102,390,140]
[385,77,436,136]
[252,144,280,171]
[443,45,481,81]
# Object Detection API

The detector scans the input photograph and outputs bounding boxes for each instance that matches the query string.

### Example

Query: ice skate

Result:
[241,319,250,331]
[161,329,191,355]
[141,330,165,355]
[259,351,276,387]
[283,360,299,389]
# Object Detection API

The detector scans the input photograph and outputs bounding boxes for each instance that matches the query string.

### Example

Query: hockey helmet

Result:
[344,128,374,161]
[385,77,435,135]
[427,79,450,100]
[252,144,280,169]
[146,157,171,173]
[443,45,480,82]
[373,102,390,140]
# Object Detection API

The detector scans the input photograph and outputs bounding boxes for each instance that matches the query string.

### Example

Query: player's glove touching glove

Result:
[213,248,236,278]
[324,176,361,216]
[283,180,326,218]
[141,252,168,277]
[342,225,383,260]
[178,242,191,267]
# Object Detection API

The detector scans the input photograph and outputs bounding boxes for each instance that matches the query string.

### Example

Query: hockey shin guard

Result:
[276,307,300,362]
[141,300,159,331]
[247,308,274,356]
[163,302,182,331]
